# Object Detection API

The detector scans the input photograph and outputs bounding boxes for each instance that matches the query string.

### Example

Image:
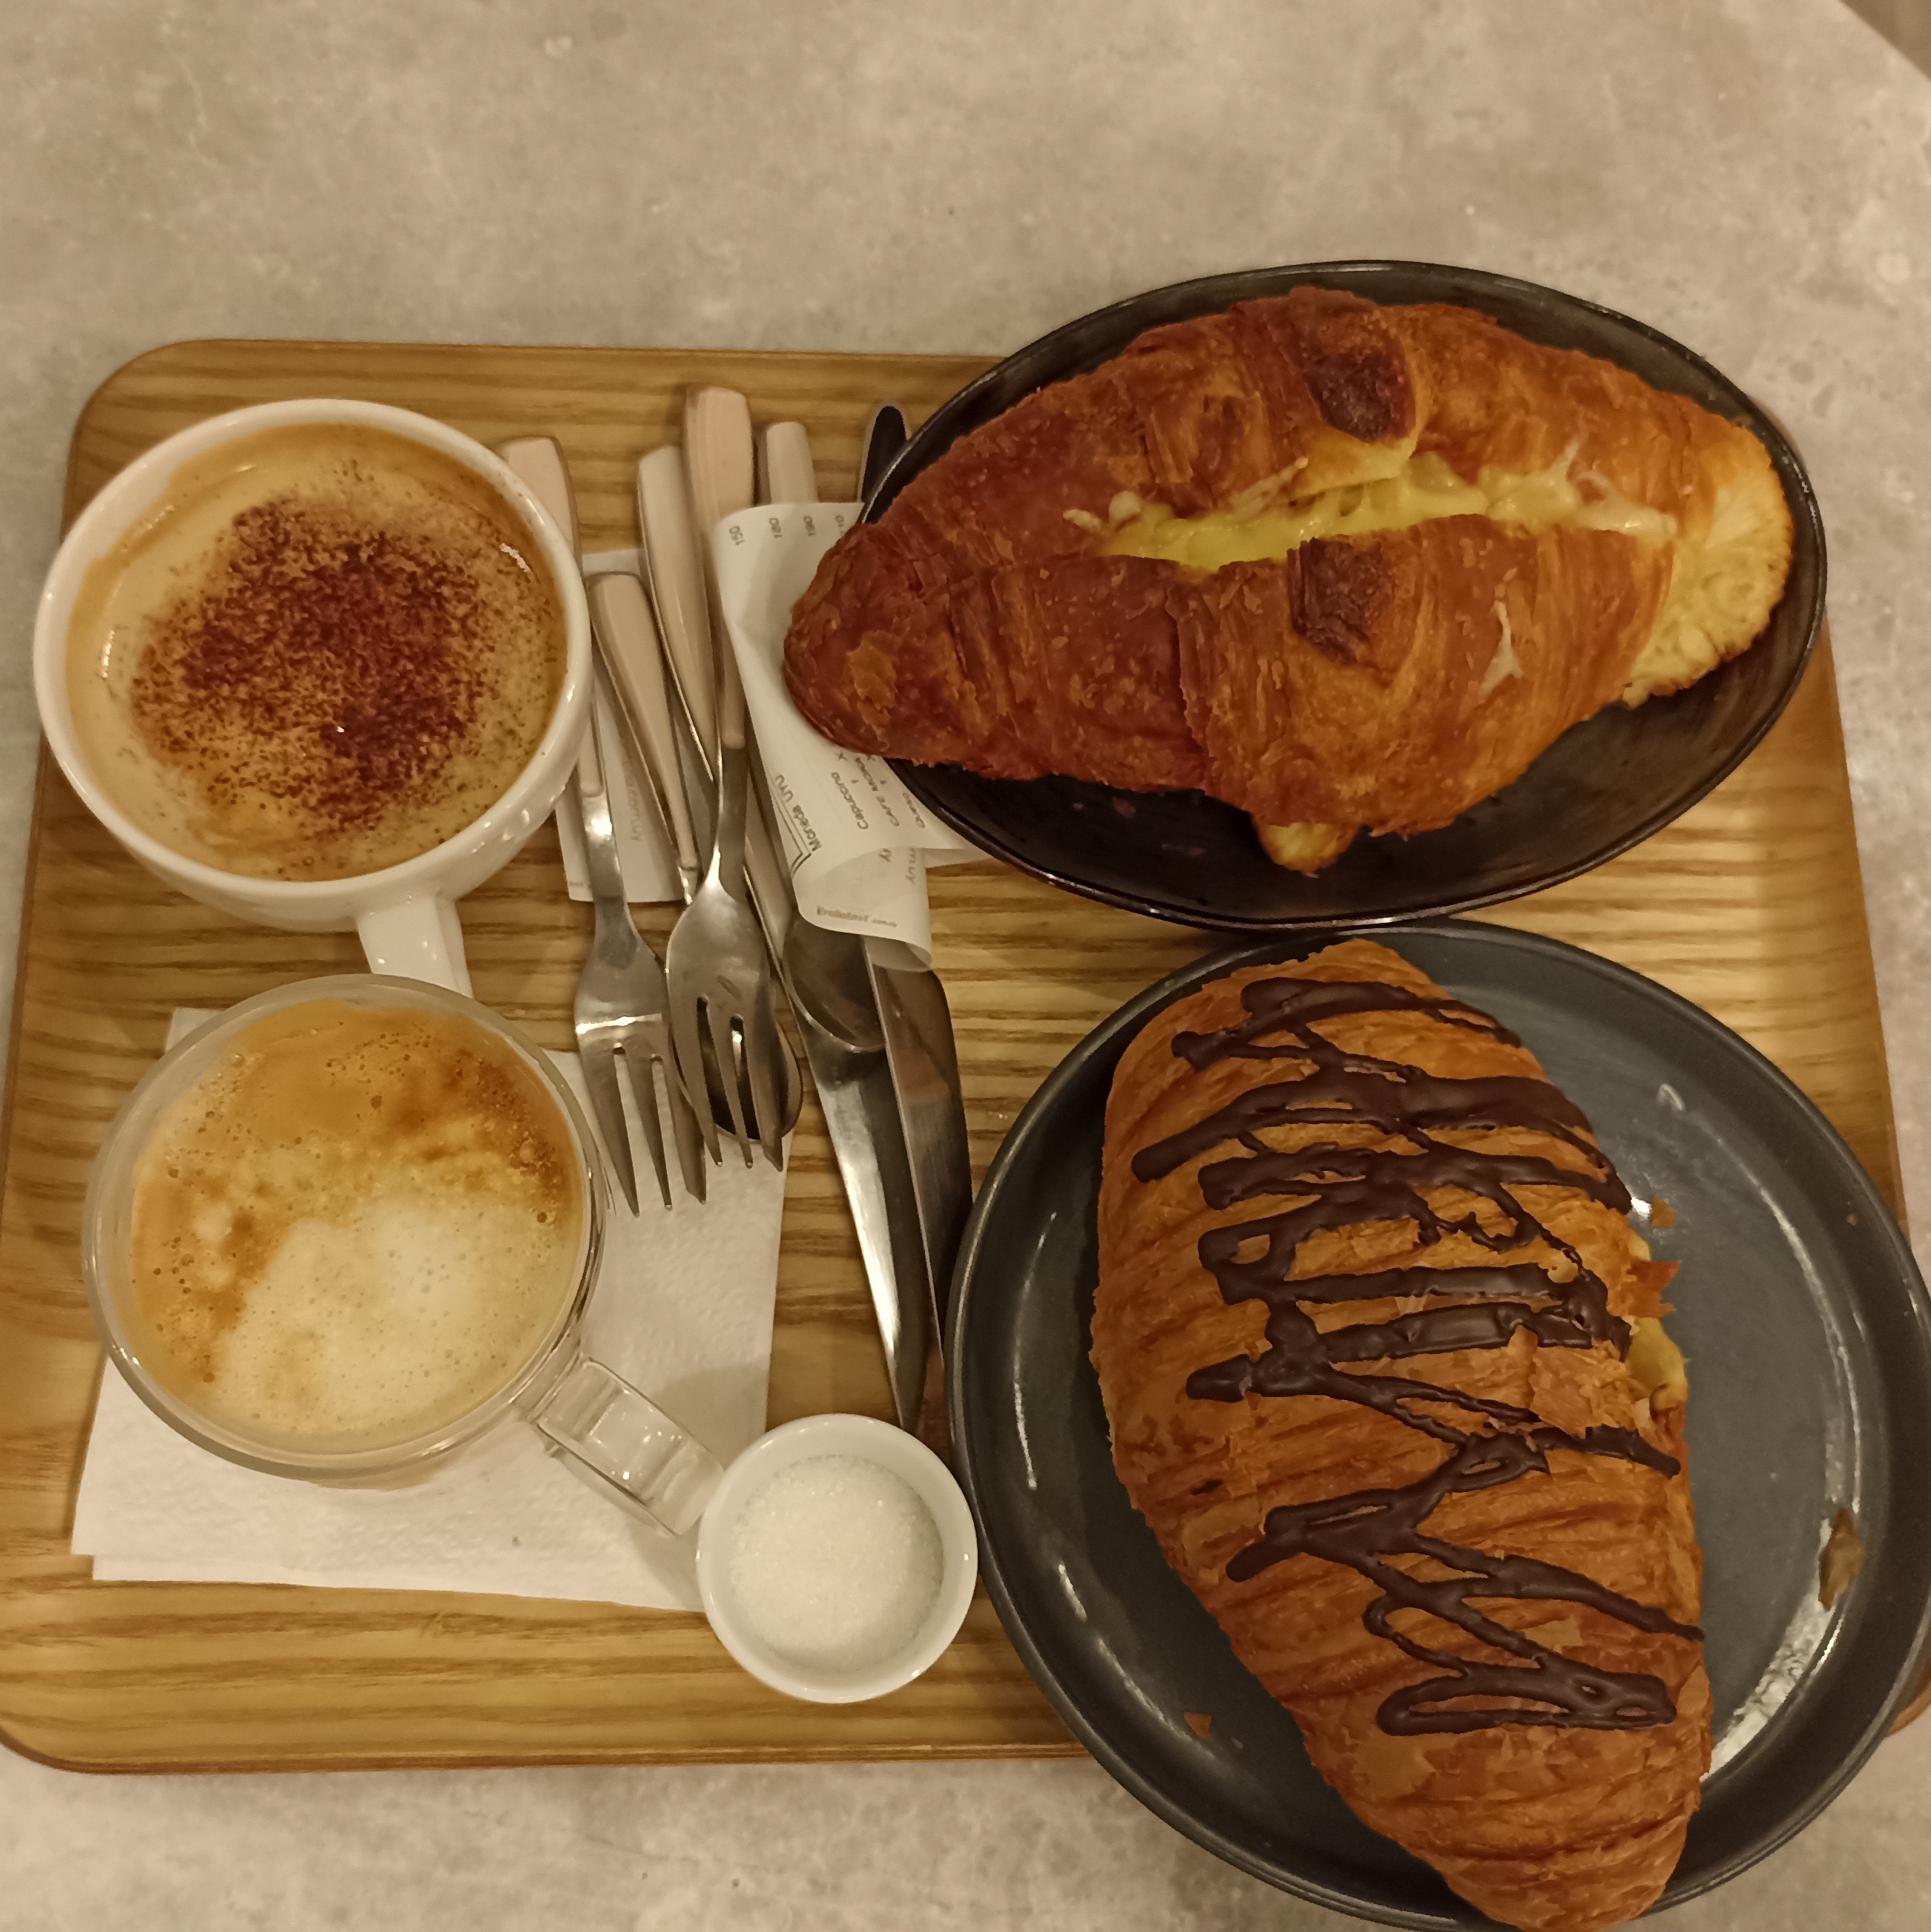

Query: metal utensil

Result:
[664,388,787,1170]
[849,394,972,1348]
[739,413,970,1442]
[586,571,703,906]
[635,445,719,766]
[667,674,786,1172]
[588,571,803,1136]
[494,435,707,1210]
[865,948,972,1337]
[636,438,798,950]
[570,680,706,1209]
[858,402,908,505]
[759,420,818,505]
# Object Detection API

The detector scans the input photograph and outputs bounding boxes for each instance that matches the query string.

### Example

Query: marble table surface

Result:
[9,1,1931,1925]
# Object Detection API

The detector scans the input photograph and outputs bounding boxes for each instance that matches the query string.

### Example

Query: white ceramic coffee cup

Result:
[32,398,591,994]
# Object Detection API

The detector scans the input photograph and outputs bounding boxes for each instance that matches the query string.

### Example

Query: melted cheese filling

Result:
[1090,449,1678,571]
[1628,1314,1688,1413]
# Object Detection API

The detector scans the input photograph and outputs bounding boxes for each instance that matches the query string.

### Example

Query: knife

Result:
[784,923,938,1438]
[720,415,945,1441]
[858,403,908,507]
[864,944,971,1347]
[760,410,970,1447]
[850,395,968,1258]
[852,400,970,1439]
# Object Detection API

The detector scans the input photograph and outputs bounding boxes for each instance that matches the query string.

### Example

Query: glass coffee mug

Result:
[82,974,723,1534]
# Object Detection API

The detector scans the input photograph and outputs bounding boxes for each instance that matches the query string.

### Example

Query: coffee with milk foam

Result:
[128,1002,586,1453]
[66,422,566,883]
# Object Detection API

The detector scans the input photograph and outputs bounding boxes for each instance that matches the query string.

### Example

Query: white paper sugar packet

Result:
[711,505,981,966]
[71,1008,786,1611]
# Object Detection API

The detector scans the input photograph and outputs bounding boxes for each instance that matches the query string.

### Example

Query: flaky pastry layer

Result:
[784,290,1792,870]
[1093,939,1708,1931]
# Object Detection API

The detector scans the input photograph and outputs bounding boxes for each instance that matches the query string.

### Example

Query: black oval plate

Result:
[947,924,1931,1927]
[872,263,1826,933]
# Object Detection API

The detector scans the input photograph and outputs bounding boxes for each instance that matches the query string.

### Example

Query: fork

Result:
[589,570,804,1141]
[570,675,707,1209]
[665,640,785,1172]
[664,387,787,1171]
[494,433,708,1212]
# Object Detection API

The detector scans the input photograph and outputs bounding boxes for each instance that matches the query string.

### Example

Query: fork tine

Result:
[709,1002,755,1169]
[669,993,720,1167]
[579,1038,639,1215]
[618,1038,672,1210]
[662,1058,708,1203]
[744,995,786,1173]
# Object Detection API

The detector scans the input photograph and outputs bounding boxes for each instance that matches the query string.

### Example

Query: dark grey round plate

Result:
[947,923,1931,1926]
[872,263,1826,933]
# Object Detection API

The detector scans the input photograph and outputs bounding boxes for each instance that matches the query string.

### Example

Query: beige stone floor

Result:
[7,1,1931,1926]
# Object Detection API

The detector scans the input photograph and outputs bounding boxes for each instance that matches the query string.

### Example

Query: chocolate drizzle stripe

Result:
[1134,972,1698,1737]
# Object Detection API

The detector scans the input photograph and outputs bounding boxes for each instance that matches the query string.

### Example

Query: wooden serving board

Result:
[0,340,1905,1772]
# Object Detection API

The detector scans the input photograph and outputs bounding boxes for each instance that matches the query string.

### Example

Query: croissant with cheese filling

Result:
[783,289,1793,870]
[1093,939,1706,1932]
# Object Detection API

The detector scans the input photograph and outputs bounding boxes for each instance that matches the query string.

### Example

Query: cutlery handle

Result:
[714,691,750,893]
[858,403,909,504]
[680,391,795,948]
[684,387,757,896]
[636,445,719,763]
[759,421,818,504]
[574,677,634,908]
[587,573,703,886]
[685,387,756,530]
[574,687,606,796]
[496,434,581,556]
[736,742,794,953]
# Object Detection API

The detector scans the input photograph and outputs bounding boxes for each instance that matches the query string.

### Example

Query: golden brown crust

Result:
[1093,939,1708,1932]
[783,288,1792,866]
[788,518,1668,832]
[1176,521,1668,829]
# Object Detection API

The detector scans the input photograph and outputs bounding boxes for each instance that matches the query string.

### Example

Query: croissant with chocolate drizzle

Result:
[1093,939,1706,1932]
[783,288,1792,872]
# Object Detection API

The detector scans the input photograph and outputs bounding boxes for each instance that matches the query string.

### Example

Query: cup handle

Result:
[531,1356,723,1535]
[355,896,473,994]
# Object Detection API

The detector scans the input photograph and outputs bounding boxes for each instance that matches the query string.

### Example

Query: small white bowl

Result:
[695,1413,978,1703]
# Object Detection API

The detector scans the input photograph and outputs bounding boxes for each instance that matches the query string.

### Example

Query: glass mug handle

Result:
[356,896,473,994]
[532,1356,724,1536]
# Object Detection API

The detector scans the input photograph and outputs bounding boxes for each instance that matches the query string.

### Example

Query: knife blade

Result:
[863,945,970,1451]
[863,946,971,1333]
[789,950,937,1436]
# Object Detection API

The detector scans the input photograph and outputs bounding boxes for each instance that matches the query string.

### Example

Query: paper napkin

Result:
[70,1009,787,1612]
[712,505,981,965]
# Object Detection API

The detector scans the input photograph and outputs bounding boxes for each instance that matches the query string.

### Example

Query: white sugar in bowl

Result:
[695,1413,978,1703]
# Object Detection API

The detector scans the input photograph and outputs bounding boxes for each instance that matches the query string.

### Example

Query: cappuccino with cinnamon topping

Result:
[65,423,565,881]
